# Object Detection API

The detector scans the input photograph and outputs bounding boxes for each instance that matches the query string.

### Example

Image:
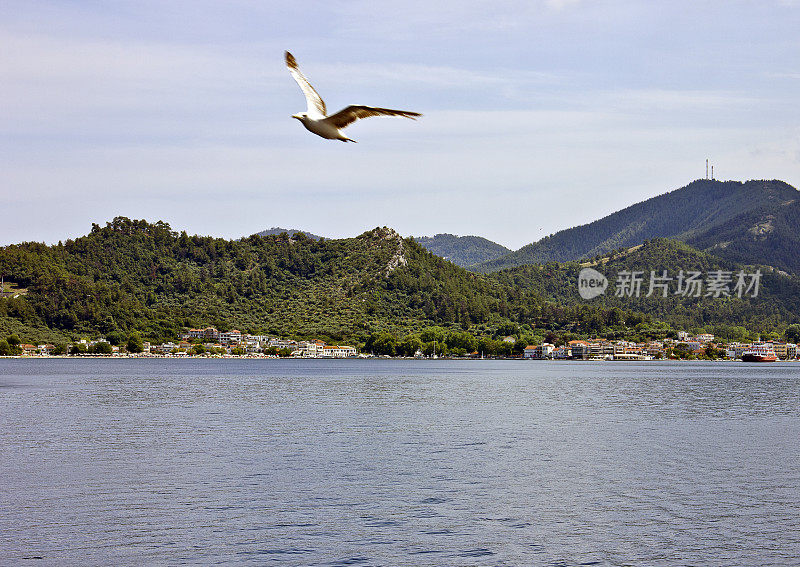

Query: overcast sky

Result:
[1,1,799,249]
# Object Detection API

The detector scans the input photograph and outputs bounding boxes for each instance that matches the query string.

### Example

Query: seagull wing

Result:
[323,105,422,129]
[285,51,326,118]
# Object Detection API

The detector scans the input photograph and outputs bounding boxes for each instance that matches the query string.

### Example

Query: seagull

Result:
[285,51,421,142]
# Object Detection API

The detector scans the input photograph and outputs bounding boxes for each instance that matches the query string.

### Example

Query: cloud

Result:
[308,61,559,90]
[545,0,583,9]
[1,0,800,248]
[0,31,287,145]
[766,72,800,79]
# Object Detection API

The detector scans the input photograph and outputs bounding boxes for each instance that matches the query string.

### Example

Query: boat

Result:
[741,342,778,362]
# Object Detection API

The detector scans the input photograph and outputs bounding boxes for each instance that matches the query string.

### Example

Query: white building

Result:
[524,343,554,359]
[772,342,789,360]
[184,327,220,341]
[219,330,242,345]
[320,345,357,358]
[268,338,299,351]
[292,340,325,357]
[551,346,571,359]
[726,342,750,359]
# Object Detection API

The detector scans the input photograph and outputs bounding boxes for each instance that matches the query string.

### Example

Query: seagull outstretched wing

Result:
[323,105,422,129]
[285,51,327,118]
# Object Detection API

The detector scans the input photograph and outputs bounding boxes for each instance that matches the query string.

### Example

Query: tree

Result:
[106,331,125,346]
[6,334,20,347]
[477,336,499,356]
[191,344,206,355]
[496,341,514,357]
[369,332,397,356]
[496,322,519,337]
[0,339,10,356]
[446,330,476,353]
[70,343,88,355]
[419,326,446,344]
[786,324,800,343]
[91,341,113,355]
[422,341,443,357]
[127,333,144,353]
[398,335,422,357]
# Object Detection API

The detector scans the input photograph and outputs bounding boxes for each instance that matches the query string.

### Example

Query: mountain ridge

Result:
[256,227,323,240]
[412,233,511,267]
[472,179,799,273]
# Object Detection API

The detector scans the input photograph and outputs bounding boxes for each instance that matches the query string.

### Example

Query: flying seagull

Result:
[285,51,421,142]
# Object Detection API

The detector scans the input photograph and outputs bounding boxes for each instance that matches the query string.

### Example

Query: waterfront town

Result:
[6,327,798,361]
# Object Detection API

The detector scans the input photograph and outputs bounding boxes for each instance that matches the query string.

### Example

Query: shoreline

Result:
[1,355,797,363]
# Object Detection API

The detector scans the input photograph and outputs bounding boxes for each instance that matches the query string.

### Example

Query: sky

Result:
[1,1,799,249]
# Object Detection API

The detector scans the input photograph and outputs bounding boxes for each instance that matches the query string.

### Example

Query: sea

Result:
[1,358,798,566]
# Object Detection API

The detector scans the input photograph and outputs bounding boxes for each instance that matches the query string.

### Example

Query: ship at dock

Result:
[741,342,778,362]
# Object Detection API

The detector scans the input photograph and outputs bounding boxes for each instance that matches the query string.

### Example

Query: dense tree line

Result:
[1,218,798,348]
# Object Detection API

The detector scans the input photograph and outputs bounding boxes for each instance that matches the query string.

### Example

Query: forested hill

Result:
[0,217,593,343]
[473,179,799,273]
[1,218,797,345]
[489,238,800,335]
[0,218,498,342]
[256,227,323,240]
[685,197,800,275]
[412,233,511,267]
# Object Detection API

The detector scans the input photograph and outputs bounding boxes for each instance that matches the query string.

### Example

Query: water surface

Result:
[1,359,799,565]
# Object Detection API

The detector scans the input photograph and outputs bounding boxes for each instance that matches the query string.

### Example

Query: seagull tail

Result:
[340,137,357,143]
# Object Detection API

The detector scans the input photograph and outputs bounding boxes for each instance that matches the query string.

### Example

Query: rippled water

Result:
[1,359,799,566]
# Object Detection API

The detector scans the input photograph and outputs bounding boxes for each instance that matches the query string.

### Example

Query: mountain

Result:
[1,218,797,347]
[0,218,513,343]
[473,179,799,273]
[256,227,323,240]
[685,198,800,275]
[412,233,511,267]
[488,238,800,336]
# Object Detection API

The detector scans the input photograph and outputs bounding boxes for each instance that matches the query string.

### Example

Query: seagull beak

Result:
[291,114,301,120]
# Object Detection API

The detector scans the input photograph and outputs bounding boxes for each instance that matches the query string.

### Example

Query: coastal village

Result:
[9,327,799,361]
[521,332,797,361]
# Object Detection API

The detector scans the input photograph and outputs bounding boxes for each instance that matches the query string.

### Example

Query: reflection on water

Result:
[1,359,799,565]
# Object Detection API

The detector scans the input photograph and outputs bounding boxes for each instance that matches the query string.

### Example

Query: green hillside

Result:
[686,198,800,274]
[489,238,800,335]
[1,218,797,347]
[413,233,511,267]
[474,179,799,272]
[0,218,521,344]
